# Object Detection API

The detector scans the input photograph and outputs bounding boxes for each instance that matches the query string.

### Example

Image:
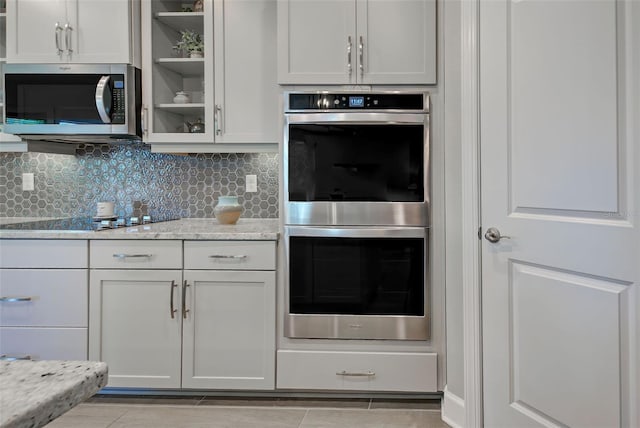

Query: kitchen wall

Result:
[0,142,278,219]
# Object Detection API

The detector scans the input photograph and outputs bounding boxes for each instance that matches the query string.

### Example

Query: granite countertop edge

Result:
[0,360,108,428]
[0,218,280,240]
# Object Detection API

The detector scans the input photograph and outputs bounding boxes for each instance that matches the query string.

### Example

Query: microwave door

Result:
[4,70,119,135]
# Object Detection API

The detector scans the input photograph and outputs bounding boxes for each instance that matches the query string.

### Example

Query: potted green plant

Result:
[173,30,204,58]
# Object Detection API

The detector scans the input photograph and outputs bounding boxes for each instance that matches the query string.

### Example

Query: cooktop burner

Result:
[0,216,179,231]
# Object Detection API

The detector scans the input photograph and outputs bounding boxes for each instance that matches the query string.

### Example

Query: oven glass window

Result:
[289,236,425,316]
[288,124,424,202]
[5,74,115,125]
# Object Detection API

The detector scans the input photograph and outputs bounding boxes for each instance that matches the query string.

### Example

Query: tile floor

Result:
[44,396,450,428]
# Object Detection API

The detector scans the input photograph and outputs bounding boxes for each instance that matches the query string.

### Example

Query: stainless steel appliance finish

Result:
[284,226,430,340]
[283,91,431,341]
[284,93,430,227]
[4,64,141,142]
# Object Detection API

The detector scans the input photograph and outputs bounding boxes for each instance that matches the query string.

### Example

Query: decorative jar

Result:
[173,91,190,104]
[213,196,242,225]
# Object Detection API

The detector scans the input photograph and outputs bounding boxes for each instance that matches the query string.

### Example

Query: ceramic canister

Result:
[213,196,243,225]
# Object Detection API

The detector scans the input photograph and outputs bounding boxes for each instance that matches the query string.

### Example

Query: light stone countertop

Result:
[0,218,280,240]
[0,360,108,428]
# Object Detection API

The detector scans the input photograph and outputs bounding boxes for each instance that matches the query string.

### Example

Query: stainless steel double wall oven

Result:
[284,91,430,340]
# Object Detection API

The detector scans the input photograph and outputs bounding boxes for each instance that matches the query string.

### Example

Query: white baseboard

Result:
[442,386,465,428]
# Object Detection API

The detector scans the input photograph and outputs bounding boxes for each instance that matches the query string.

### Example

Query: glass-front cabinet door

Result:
[141,0,214,144]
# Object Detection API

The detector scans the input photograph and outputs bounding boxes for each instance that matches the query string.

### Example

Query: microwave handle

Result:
[95,75,112,124]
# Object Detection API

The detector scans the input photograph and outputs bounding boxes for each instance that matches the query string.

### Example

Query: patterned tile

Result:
[0,142,279,219]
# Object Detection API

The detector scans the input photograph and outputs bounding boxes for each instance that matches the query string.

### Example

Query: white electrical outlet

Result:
[246,175,258,193]
[22,173,35,191]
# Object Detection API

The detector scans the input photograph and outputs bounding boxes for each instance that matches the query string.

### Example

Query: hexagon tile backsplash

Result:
[0,142,278,219]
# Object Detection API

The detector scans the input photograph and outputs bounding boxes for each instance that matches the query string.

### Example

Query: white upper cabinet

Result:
[277,0,356,85]
[142,0,278,153]
[277,0,436,85]
[6,0,140,65]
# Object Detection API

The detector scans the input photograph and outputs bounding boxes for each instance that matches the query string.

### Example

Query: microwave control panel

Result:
[111,77,126,124]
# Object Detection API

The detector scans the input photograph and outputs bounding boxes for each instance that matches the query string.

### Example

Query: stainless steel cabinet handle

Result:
[169,280,177,319]
[484,227,511,243]
[215,104,222,136]
[182,280,190,319]
[112,254,153,259]
[0,355,33,361]
[95,75,112,124]
[208,255,247,259]
[55,22,64,56]
[0,296,33,302]
[141,106,149,135]
[336,370,375,377]
[347,36,353,76]
[64,22,73,58]
[358,36,364,78]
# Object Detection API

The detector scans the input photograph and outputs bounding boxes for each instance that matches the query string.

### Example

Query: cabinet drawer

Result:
[184,241,276,270]
[90,240,182,269]
[0,327,88,361]
[277,350,437,392]
[0,239,88,268]
[0,270,87,327]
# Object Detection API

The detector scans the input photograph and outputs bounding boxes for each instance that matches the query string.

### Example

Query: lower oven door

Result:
[284,226,430,340]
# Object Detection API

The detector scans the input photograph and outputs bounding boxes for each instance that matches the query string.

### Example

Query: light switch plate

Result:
[246,175,258,193]
[22,173,35,191]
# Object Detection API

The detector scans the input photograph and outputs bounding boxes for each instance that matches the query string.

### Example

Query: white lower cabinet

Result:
[277,350,437,392]
[182,270,276,390]
[89,269,183,388]
[0,240,88,361]
[89,239,277,391]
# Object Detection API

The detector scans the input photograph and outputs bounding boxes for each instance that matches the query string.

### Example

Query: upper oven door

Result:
[4,64,133,135]
[284,112,430,226]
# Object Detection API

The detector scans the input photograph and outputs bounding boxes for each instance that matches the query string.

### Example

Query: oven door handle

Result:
[285,226,427,239]
[286,112,427,125]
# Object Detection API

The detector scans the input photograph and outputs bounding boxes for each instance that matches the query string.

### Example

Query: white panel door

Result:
[480,0,639,427]
[356,0,436,85]
[277,0,356,84]
[213,0,279,144]
[73,0,132,64]
[89,269,183,389]
[182,270,276,390]
[6,0,68,62]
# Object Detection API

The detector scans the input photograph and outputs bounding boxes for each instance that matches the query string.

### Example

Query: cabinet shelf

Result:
[155,103,205,115]
[155,12,203,33]
[155,57,204,76]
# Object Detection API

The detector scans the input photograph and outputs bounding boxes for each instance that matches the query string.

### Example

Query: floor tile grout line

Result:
[297,408,311,428]
[104,407,130,428]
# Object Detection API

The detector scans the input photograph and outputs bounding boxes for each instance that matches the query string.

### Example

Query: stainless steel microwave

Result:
[3,64,141,143]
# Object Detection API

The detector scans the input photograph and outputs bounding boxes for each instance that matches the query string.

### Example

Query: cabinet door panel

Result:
[6,0,67,63]
[74,0,132,63]
[214,0,279,144]
[89,269,182,388]
[277,0,356,84]
[182,270,276,390]
[357,0,436,84]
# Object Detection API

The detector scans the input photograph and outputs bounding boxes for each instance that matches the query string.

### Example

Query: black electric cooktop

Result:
[0,216,179,231]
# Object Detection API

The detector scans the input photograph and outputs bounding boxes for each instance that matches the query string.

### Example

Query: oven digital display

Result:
[348,96,365,108]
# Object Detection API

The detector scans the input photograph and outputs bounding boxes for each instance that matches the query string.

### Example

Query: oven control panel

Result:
[288,93,426,111]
